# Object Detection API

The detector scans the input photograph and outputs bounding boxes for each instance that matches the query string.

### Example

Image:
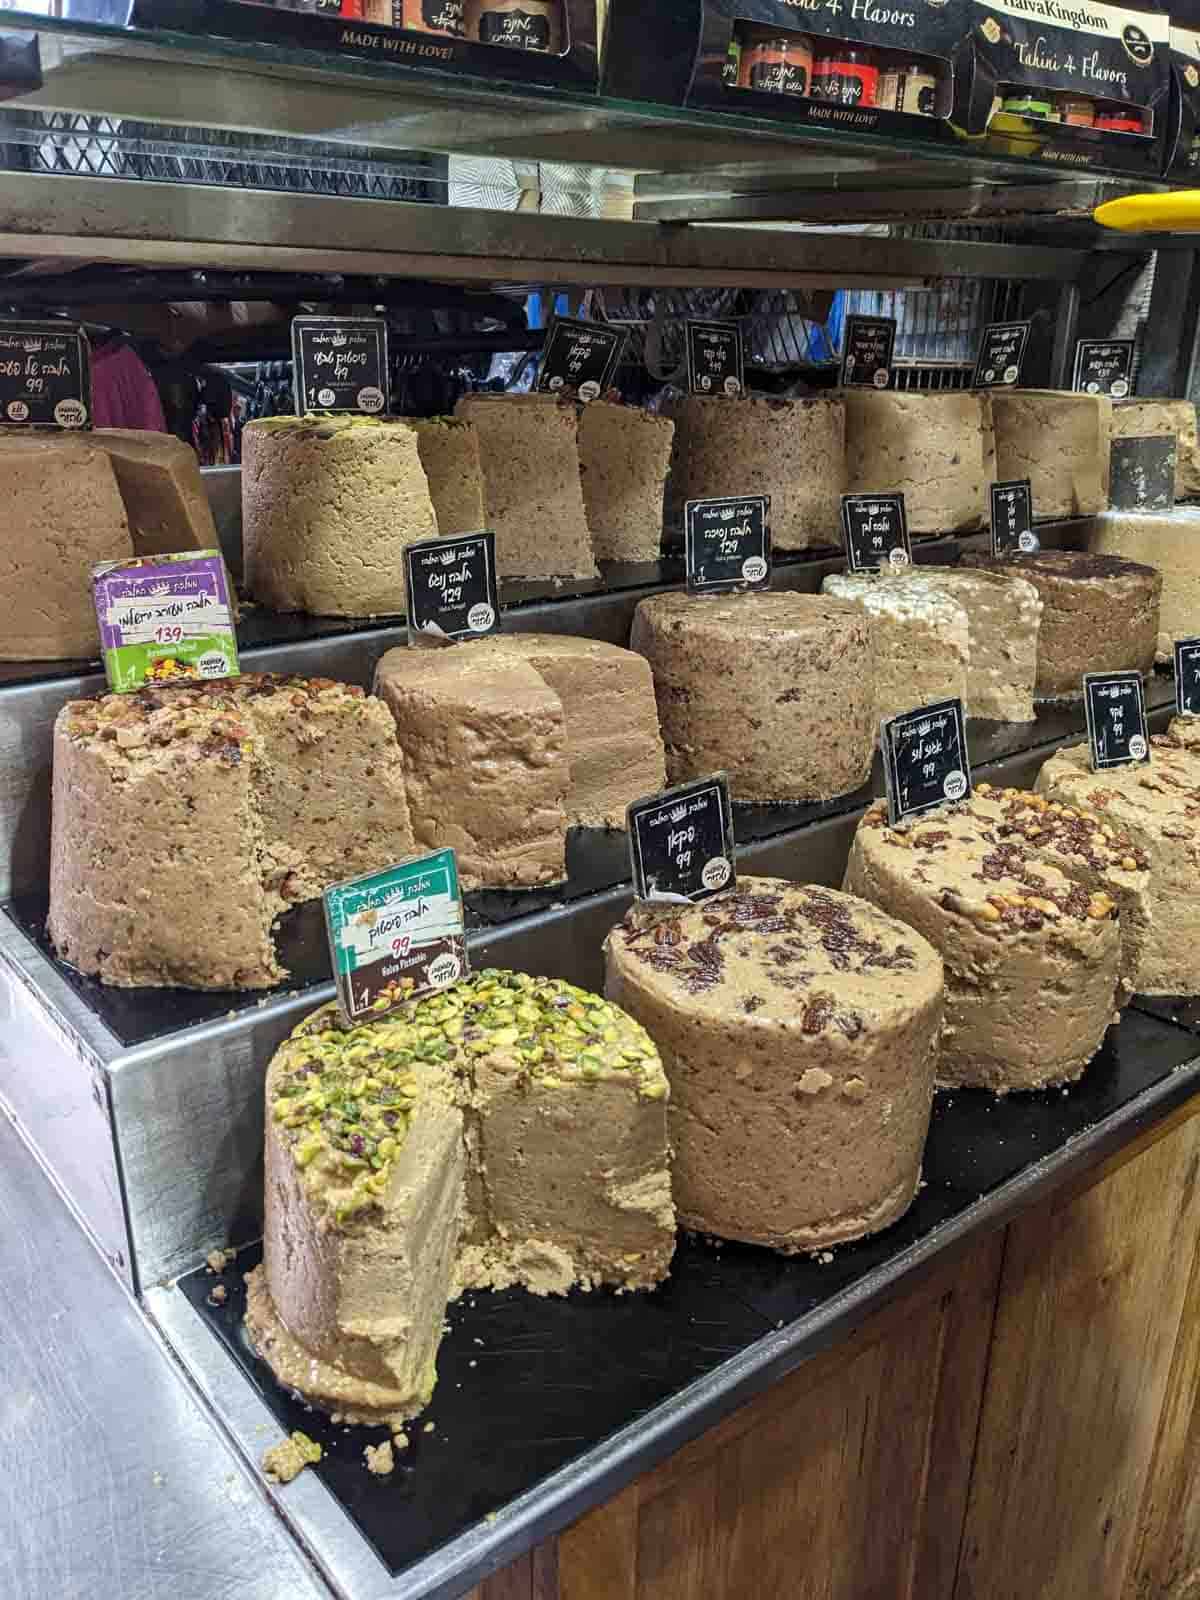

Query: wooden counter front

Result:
[466,1099,1200,1600]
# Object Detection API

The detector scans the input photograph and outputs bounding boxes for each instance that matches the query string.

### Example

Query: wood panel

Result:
[556,1231,1005,1600]
[955,1111,1200,1600]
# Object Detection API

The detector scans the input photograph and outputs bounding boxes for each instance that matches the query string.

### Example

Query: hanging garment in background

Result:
[90,340,168,431]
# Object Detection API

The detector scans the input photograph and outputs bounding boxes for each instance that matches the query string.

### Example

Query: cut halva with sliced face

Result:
[605,878,943,1252]
[842,390,994,535]
[578,400,674,563]
[1037,731,1200,997]
[960,550,1160,700]
[822,571,969,732]
[245,971,674,1427]
[877,566,1042,723]
[990,389,1112,517]
[453,393,598,579]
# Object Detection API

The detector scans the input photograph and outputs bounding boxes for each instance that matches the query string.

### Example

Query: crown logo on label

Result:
[22,338,42,353]
[668,803,689,822]
[916,719,933,736]
[329,332,349,348]
[439,549,459,566]
[149,581,173,597]
[720,507,735,519]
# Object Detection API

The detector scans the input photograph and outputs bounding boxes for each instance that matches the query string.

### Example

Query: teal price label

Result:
[323,847,469,1026]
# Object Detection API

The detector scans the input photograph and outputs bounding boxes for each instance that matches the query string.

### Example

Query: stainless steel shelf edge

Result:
[0,1113,334,1600]
[0,175,1090,286]
[146,1046,1200,1600]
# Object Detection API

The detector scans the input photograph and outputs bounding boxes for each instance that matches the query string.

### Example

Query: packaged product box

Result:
[1163,23,1200,177]
[59,0,599,90]
[954,0,1170,177]
[602,0,1170,175]
[602,0,969,150]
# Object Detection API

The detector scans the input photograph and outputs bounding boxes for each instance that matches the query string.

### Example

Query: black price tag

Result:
[973,321,1031,388]
[1072,339,1135,398]
[841,493,911,573]
[628,775,737,905]
[990,479,1038,558]
[684,495,771,593]
[1175,637,1200,719]
[536,316,626,402]
[291,317,388,415]
[881,699,972,826]
[840,315,897,390]
[1109,435,1177,512]
[0,320,90,429]
[1084,670,1150,770]
[685,319,744,397]
[405,532,499,643]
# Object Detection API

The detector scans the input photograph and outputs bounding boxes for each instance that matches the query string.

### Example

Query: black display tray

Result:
[178,1006,1200,1583]
[5,671,1180,1049]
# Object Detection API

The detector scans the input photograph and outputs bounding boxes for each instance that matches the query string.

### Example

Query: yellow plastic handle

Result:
[1093,192,1200,233]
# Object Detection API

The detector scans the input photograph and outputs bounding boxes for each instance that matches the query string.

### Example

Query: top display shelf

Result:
[0,11,1177,206]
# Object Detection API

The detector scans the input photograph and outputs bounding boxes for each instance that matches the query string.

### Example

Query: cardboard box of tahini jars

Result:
[60,0,599,89]
[602,0,1170,175]
[954,0,1170,176]
[602,0,967,145]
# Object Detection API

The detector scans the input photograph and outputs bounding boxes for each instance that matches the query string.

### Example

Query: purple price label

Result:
[92,550,239,693]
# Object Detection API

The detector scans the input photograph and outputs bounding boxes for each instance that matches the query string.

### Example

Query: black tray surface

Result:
[3,672,1180,1050]
[178,1005,1199,1582]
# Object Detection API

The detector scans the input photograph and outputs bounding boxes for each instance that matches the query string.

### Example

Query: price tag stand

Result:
[627,776,736,905]
[1084,671,1150,770]
[684,496,771,592]
[1175,637,1200,718]
[291,317,389,415]
[881,699,972,825]
[685,319,744,396]
[841,493,911,573]
[536,316,626,402]
[324,847,468,1026]
[405,532,499,643]
[990,480,1037,558]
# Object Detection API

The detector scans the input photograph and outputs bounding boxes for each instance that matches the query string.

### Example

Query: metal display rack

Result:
[3,10,1200,1600]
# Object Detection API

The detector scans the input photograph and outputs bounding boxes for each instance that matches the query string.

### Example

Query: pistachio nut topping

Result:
[272,969,668,1228]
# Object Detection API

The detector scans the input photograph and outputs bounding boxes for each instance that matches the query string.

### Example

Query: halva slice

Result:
[245,971,674,1426]
[664,393,845,550]
[630,590,875,803]
[1037,731,1200,996]
[605,879,943,1251]
[842,391,994,534]
[453,393,597,579]
[242,415,439,617]
[822,572,970,730]
[990,389,1112,517]
[578,400,674,563]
